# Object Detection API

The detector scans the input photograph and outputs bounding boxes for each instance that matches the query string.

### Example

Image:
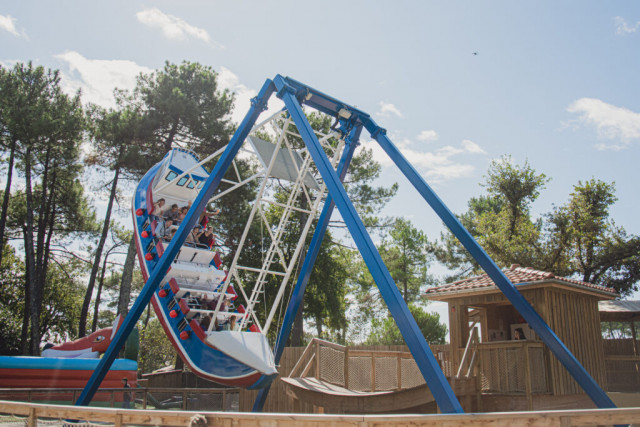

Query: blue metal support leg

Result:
[273,75,464,414]
[75,79,276,406]
[252,125,362,412]
[362,117,616,409]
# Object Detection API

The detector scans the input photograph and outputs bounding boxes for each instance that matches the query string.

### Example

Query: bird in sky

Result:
[472,52,478,56]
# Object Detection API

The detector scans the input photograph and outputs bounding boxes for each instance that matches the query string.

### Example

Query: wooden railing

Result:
[456,326,480,379]
[602,338,640,392]
[0,387,239,412]
[2,400,640,426]
[604,355,640,392]
[474,341,549,409]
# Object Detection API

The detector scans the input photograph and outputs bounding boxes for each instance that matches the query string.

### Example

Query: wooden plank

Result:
[289,340,316,378]
[396,353,402,390]
[3,400,640,426]
[315,340,321,380]
[605,355,640,361]
[370,355,376,392]
[345,348,350,390]
[523,343,533,410]
[301,353,316,377]
[27,407,35,427]
[313,338,347,351]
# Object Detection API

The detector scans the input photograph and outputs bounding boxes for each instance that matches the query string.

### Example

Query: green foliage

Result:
[435,157,640,296]
[561,180,640,294]
[304,239,352,339]
[0,245,25,354]
[475,156,550,268]
[0,61,92,353]
[85,103,147,177]
[133,60,235,164]
[138,316,175,374]
[349,218,436,342]
[39,261,86,342]
[0,244,86,353]
[482,156,549,216]
[381,218,431,303]
[601,321,639,340]
[366,304,447,346]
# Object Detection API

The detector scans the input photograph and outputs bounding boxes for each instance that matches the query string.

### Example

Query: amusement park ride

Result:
[75,75,617,413]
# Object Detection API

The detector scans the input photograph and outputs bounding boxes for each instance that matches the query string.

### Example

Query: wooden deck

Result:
[281,376,477,414]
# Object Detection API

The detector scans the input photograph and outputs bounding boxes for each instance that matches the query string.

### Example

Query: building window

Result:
[165,171,178,181]
[177,176,189,186]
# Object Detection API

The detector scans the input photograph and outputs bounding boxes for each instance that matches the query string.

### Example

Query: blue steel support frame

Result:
[252,124,363,412]
[75,79,276,406]
[271,74,612,409]
[360,117,616,409]
[78,72,614,412]
[273,75,465,414]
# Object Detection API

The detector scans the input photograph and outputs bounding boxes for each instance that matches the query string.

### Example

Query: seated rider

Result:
[185,225,203,245]
[165,228,177,242]
[154,218,173,241]
[198,227,216,248]
[215,297,236,331]
[199,204,221,228]
[150,198,166,221]
[164,204,180,222]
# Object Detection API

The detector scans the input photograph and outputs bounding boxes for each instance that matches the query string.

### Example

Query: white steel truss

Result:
[204,112,346,336]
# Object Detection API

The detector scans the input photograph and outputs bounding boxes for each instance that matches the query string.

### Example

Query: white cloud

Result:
[54,51,152,108]
[216,67,283,125]
[376,101,403,118]
[53,52,279,124]
[417,130,438,142]
[614,16,640,35]
[461,139,486,154]
[567,97,640,150]
[359,136,486,183]
[136,8,219,46]
[0,14,23,37]
[594,143,626,152]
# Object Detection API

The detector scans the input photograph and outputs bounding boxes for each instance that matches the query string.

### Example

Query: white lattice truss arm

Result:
[206,112,345,335]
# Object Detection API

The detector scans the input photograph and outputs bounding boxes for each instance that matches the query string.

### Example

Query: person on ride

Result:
[215,297,236,331]
[185,225,203,245]
[198,227,216,248]
[150,198,165,220]
[165,228,177,242]
[177,200,193,224]
[199,205,221,228]
[164,204,180,222]
[154,219,173,241]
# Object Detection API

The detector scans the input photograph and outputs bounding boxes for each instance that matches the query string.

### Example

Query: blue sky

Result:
[2,2,640,326]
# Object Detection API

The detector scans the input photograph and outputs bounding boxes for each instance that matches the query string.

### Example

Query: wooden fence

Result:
[476,341,549,394]
[602,338,640,392]
[0,387,238,412]
[1,400,639,426]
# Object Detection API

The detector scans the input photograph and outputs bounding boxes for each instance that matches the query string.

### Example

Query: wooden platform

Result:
[281,376,477,414]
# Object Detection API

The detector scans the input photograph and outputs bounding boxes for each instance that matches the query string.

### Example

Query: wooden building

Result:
[425,265,618,411]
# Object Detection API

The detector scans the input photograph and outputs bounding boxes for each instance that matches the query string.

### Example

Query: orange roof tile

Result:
[425,264,618,298]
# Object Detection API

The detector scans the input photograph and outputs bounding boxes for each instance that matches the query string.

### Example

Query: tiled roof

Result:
[599,300,640,313]
[425,264,618,298]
